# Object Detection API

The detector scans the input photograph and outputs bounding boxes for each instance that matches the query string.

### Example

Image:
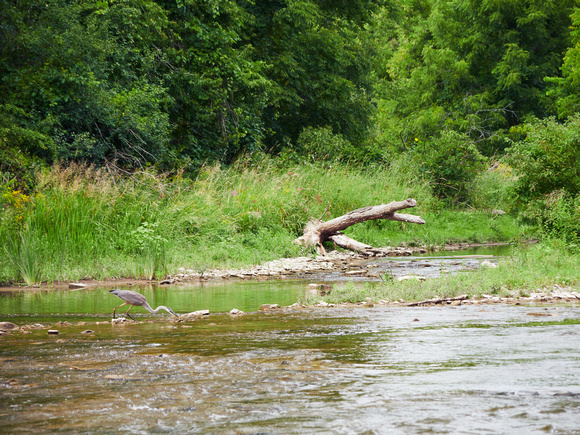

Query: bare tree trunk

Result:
[295,198,425,255]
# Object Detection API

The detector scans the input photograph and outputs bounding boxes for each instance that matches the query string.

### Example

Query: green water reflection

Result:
[0,246,511,324]
[0,280,305,324]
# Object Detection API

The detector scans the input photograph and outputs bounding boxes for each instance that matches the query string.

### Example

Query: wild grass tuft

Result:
[4,230,43,286]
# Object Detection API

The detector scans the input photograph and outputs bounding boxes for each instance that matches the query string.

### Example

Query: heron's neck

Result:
[150,305,173,315]
[143,302,176,316]
[142,302,156,313]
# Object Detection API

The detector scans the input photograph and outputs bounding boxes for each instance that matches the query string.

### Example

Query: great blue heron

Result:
[109,289,179,320]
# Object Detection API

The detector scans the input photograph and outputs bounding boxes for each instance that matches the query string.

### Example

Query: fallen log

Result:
[295,198,425,255]
[407,294,469,307]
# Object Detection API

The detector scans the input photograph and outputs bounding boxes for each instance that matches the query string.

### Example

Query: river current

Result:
[1,304,579,434]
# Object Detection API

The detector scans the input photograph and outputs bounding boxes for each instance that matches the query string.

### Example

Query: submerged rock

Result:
[54,321,71,327]
[20,323,45,330]
[363,298,374,307]
[345,270,367,276]
[308,283,333,296]
[104,374,126,380]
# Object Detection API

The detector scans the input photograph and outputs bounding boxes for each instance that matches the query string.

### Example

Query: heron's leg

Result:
[113,302,128,319]
[125,305,137,321]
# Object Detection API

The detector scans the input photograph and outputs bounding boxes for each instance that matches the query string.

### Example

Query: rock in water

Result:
[229,308,244,315]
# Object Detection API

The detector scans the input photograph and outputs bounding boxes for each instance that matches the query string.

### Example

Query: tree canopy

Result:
[0,0,378,176]
[371,0,578,155]
[1,0,580,196]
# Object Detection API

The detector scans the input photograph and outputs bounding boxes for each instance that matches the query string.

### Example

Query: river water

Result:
[1,250,580,434]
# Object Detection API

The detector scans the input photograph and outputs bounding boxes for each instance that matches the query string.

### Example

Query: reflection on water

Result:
[1,305,579,434]
[0,280,305,324]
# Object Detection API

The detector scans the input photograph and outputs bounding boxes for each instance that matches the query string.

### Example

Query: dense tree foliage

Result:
[546,7,580,118]
[0,0,378,177]
[506,115,580,246]
[372,0,578,156]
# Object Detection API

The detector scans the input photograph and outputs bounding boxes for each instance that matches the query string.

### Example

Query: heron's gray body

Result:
[109,289,178,320]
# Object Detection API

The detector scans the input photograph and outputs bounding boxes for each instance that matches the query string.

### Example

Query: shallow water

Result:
[1,305,579,434]
[2,246,579,433]
[0,280,305,324]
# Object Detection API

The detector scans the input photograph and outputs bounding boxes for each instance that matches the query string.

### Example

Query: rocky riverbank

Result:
[161,246,426,284]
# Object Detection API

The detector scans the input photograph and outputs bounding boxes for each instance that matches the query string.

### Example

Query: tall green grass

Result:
[0,156,520,285]
[4,230,43,286]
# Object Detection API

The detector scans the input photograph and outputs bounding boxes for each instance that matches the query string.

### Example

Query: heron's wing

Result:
[116,290,148,305]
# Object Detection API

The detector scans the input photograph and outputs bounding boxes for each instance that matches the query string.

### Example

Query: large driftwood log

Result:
[295,198,425,255]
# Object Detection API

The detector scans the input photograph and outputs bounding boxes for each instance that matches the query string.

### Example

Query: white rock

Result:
[69,282,88,289]
[481,260,498,268]
[259,304,280,311]
[188,309,210,316]
[0,322,19,330]
[397,275,426,282]
[111,318,128,324]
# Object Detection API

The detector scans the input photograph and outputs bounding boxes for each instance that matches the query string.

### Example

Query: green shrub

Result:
[507,116,580,200]
[0,155,520,284]
[413,130,486,204]
[278,126,356,164]
[468,162,516,211]
[506,116,580,249]
[520,191,580,252]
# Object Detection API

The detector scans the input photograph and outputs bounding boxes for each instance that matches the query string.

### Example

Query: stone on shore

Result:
[229,308,244,315]
[259,304,280,311]
[0,322,19,331]
[111,318,129,324]
[397,275,426,282]
[69,282,88,289]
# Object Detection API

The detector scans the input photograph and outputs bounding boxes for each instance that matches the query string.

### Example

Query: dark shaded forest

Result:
[2,0,578,174]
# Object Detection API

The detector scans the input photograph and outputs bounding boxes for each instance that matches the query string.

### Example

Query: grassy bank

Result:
[300,242,580,305]
[0,157,522,285]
